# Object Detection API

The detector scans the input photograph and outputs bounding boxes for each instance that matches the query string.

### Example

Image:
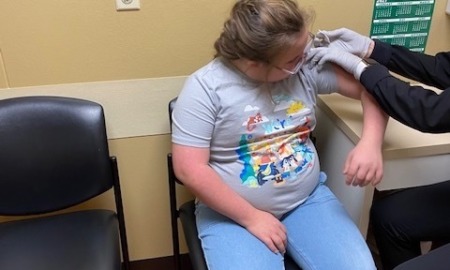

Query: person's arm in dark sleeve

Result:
[370,40,450,89]
[360,64,450,133]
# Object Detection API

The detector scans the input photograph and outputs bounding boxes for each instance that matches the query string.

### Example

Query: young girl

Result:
[171,1,386,269]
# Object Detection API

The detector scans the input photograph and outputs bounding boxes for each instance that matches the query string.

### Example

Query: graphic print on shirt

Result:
[237,96,315,188]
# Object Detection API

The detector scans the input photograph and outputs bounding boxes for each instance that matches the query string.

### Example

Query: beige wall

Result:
[0,1,231,88]
[0,0,449,261]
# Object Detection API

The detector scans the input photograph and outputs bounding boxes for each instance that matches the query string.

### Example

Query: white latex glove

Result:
[307,47,367,80]
[314,28,373,58]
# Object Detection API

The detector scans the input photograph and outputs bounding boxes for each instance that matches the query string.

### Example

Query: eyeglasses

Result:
[273,32,315,75]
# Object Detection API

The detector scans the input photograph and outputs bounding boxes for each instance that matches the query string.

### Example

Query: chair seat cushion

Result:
[179,200,208,270]
[394,243,450,270]
[0,209,120,270]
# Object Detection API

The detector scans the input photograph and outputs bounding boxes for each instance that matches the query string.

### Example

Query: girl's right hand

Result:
[243,209,287,254]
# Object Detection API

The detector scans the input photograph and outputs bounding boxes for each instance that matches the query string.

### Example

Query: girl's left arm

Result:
[334,65,388,186]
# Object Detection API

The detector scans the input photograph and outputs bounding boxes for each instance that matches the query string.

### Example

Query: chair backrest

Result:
[0,96,113,215]
[169,97,177,132]
[168,97,186,185]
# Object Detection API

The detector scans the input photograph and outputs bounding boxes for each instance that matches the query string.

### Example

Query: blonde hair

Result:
[214,0,313,64]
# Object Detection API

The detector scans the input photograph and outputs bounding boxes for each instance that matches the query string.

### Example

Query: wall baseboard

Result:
[130,254,193,270]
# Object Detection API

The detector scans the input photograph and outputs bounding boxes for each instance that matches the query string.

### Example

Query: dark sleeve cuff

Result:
[370,39,392,66]
[360,64,391,92]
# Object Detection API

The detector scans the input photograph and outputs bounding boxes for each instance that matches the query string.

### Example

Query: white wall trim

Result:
[0,76,187,139]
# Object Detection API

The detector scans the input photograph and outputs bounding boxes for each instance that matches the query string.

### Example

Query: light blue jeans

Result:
[195,173,376,270]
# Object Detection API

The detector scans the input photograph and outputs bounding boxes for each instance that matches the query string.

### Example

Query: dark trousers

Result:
[370,180,450,270]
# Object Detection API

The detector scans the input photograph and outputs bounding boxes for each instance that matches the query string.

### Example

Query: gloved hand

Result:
[307,47,367,80]
[314,28,373,58]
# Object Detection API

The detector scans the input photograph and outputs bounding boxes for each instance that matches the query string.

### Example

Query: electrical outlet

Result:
[116,0,140,11]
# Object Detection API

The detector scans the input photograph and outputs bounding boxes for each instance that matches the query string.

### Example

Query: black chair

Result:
[0,96,130,270]
[392,243,450,270]
[167,97,301,270]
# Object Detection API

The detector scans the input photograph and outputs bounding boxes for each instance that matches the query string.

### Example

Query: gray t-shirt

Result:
[172,58,339,218]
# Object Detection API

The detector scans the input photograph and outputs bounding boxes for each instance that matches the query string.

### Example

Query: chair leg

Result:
[111,157,131,270]
[168,154,182,270]
[171,217,181,270]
